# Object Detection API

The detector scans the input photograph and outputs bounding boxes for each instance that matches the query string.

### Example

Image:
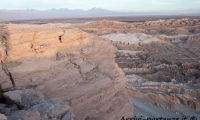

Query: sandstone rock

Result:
[0,24,133,120]
[29,98,71,119]
[0,114,7,120]
[3,89,44,108]
[8,110,41,120]
[1,18,199,119]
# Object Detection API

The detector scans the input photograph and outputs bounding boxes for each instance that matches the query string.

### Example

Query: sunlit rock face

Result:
[0,24,133,120]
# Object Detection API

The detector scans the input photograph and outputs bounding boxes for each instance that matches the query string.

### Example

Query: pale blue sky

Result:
[0,0,200,11]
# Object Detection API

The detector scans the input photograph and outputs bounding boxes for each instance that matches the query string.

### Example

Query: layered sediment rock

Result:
[0,24,133,120]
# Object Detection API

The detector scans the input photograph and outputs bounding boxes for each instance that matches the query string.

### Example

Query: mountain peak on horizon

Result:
[58,8,70,10]
[87,7,113,13]
[45,7,106,11]
[90,7,103,10]
[0,7,200,22]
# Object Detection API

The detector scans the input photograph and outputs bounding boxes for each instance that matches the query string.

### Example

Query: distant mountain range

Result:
[0,7,200,22]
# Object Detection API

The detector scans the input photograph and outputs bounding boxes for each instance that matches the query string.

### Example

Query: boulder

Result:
[3,89,44,108]
[8,110,40,120]
[29,98,71,119]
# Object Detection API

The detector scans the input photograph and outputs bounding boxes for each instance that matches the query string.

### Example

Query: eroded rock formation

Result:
[75,18,200,35]
[0,24,133,120]
[80,18,200,115]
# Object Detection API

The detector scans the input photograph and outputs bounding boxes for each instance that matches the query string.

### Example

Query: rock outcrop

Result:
[0,24,133,120]
[1,89,73,120]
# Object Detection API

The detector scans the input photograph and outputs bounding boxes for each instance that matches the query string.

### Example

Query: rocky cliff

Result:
[0,24,133,120]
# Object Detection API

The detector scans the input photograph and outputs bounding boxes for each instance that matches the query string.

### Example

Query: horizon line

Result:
[1,7,200,12]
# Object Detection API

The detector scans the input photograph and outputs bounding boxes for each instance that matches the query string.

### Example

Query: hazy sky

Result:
[0,0,200,11]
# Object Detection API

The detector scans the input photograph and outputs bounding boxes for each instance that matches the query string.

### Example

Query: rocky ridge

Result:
[75,18,200,35]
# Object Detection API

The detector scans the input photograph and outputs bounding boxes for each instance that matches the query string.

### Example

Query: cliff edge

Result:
[0,24,133,120]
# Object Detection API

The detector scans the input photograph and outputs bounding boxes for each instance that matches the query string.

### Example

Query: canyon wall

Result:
[0,24,133,120]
